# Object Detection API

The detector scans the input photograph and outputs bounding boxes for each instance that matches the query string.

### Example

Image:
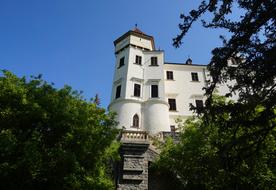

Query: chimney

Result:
[185,58,192,65]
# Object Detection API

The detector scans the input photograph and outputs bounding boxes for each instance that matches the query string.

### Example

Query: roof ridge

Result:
[132,27,146,35]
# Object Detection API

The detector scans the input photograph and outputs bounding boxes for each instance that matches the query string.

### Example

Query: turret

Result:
[109,28,170,134]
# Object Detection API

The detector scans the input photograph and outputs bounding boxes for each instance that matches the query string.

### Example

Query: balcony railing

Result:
[120,130,180,143]
[121,130,148,142]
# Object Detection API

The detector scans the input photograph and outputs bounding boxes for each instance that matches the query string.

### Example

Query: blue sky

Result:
[0,0,230,108]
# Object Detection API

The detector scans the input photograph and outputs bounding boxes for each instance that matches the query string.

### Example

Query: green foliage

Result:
[158,1,276,189]
[156,97,276,189]
[0,70,119,190]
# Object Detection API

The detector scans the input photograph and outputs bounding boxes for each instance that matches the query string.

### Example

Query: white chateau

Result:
[109,28,234,135]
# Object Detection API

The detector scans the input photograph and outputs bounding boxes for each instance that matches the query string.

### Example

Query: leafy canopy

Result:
[156,96,276,189]
[157,0,276,189]
[0,70,119,190]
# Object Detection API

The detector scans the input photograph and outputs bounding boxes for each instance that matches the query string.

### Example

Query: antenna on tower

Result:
[135,23,138,29]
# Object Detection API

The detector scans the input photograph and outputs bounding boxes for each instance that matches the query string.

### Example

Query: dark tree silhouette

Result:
[156,1,276,189]
[175,0,276,151]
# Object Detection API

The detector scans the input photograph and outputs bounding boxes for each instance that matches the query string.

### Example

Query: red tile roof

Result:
[132,27,146,35]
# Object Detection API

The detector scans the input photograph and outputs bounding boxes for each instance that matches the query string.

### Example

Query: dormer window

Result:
[150,57,158,66]
[118,57,125,68]
[135,55,142,65]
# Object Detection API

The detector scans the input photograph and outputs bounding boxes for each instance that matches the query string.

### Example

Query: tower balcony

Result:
[120,130,149,143]
[119,130,179,143]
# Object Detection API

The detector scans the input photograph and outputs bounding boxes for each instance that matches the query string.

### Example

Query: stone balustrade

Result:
[121,130,148,142]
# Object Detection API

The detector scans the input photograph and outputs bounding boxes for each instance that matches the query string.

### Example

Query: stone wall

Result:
[115,130,177,190]
[116,142,150,190]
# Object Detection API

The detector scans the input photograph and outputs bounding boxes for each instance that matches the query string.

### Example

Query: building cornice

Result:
[164,62,207,67]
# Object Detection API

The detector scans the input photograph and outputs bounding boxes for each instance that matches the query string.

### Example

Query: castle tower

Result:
[108,28,170,134]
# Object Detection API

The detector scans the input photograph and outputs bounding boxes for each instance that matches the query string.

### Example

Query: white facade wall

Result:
[109,31,170,134]
[109,29,236,134]
[130,35,153,50]
[109,100,143,130]
[164,64,207,126]
[114,36,130,53]
[125,47,144,99]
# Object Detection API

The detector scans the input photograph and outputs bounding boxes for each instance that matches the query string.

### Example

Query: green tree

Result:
[156,96,276,189]
[157,1,276,189]
[0,70,119,190]
[174,0,276,117]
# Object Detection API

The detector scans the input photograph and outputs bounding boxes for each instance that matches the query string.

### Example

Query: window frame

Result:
[195,100,204,109]
[133,83,141,97]
[132,114,139,128]
[170,125,176,132]
[118,57,125,68]
[115,85,121,99]
[191,72,199,81]
[135,55,142,65]
[166,71,174,80]
[170,125,176,136]
[150,56,158,66]
[168,98,177,111]
[151,85,159,98]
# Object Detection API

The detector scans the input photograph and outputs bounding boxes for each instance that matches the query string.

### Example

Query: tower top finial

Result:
[135,23,138,28]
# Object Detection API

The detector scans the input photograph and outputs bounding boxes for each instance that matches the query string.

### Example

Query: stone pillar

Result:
[116,131,150,190]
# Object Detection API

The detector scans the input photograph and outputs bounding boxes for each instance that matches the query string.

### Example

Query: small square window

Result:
[166,71,174,80]
[118,57,125,68]
[134,84,141,97]
[151,85,158,98]
[170,125,176,132]
[191,72,199,81]
[135,55,142,65]
[168,99,177,111]
[195,100,204,109]
[115,85,121,99]
[150,57,158,66]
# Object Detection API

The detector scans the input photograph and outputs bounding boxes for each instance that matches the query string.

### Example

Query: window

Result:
[170,125,176,132]
[166,71,174,80]
[168,98,177,111]
[118,57,125,68]
[195,100,204,109]
[132,114,139,128]
[151,85,158,98]
[135,55,142,65]
[191,72,199,81]
[170,125,176,136]
[115,85,121,99]
[150,56,158,66]
[134,84,141,97]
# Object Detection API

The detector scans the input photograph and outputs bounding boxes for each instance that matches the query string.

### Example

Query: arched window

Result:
[132,114,139,128]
